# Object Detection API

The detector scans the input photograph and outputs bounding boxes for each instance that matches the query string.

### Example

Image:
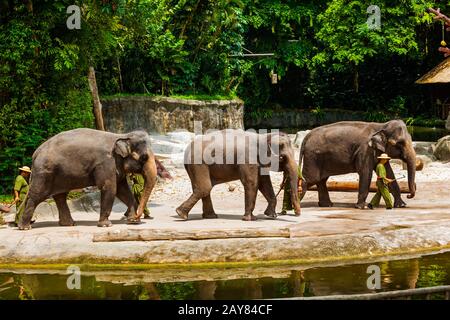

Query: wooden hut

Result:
[416,57,450,127]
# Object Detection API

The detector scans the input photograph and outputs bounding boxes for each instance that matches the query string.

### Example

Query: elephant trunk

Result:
[286,158,301,215]
[404,143,416,199]
[135,152,157,219]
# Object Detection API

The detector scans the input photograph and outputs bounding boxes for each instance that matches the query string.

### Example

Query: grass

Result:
[101,92,238,101]
[0,194,13,203]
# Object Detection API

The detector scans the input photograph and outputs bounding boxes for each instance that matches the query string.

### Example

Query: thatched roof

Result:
[416,57,450,84]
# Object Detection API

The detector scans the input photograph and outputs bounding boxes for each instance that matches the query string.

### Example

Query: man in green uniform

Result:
[280,166,303,215]
[368,153,394,210]
[129,173,151,219]
[13,166,31,225]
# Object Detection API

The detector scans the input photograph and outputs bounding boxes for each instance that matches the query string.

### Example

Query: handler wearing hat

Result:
[368,154,394,210]
[13,166,31,226]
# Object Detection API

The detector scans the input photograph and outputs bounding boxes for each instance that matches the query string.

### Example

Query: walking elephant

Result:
[176,129,301,221]
[18,128,157,230]
[299,120,416,209]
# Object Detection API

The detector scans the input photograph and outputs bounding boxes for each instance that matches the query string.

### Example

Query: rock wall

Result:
[101,96,244,134]
[246,108,366,129]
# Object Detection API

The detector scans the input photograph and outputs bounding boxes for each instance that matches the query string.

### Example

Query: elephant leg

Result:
[385,162,406,208]
[258,174,277,218]
[98,187,116,227]
[176,165,211,220]
[356,170,373,209]
[317,178,333,207]
[116,179,136,219]
[240,167,259,221]
[53,193,75,226]
[18,194,47,230]
[94,167,117,227]
[18,175,51,230]
[202,195,217,219]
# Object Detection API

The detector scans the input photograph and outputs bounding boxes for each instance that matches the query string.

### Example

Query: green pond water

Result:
[1,251,450,300]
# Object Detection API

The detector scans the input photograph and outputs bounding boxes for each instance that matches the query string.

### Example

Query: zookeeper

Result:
[13,165,31,225]
[368,153,394,210]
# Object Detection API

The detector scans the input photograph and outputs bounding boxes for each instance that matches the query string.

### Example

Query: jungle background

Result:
[0,0,449,194]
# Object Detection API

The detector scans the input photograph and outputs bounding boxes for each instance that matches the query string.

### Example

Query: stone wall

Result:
[101,96,244,134]
[246,108,367,129]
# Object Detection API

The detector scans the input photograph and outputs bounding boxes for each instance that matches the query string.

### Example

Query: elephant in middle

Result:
[299,120,416,209]
[176,129,301,221]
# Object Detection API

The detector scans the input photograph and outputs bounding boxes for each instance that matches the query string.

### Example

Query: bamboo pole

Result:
[93,227,290,242]
[308,181,412,193]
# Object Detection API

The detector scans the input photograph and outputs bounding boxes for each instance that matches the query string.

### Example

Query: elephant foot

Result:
[355,203,365,209]
[264,211,277,220]
[59,219,75,227]
[318,201,333,207]
[97,220,112,228]
[202,212,218,219]
[394,201,407,208]
[176,207,189,220]
[242,214,257,221]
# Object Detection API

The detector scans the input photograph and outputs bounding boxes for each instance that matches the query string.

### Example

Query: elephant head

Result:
[369,120,416,199]
[114,131,157,219]
[266,132,301,215]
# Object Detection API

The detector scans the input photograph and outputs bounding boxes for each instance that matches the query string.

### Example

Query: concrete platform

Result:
[1,176,450,267]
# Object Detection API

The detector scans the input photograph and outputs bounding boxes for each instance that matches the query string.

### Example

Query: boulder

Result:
[293,130,311,148]
[433,135,450,161]
[413,141,435,157]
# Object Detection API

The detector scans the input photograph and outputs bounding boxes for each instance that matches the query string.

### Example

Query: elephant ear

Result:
[368,130,386,152]
[114,139,130,158]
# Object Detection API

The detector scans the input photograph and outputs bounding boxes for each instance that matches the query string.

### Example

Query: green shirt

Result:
[375,163,389,185]
[14,175,29,200]
[130,174,145,194]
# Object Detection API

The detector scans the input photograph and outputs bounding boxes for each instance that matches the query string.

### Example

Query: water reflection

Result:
[1,252,450,300]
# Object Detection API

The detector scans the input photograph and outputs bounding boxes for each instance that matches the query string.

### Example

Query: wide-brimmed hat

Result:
[19,166,31,173]
[377,153,391,160]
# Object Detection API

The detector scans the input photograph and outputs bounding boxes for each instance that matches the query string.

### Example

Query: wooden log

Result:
[308,181,412,193]
[93,227,291,242]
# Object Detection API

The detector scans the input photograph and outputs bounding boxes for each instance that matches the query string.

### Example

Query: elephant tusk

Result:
[131,152,140,161]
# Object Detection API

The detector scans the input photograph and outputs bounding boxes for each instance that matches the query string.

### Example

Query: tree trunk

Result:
[87,66,105,131]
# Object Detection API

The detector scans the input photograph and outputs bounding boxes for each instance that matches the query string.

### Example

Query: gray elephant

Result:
[299,120,416,209]
[18,128,157,230]
[176,129,301,221]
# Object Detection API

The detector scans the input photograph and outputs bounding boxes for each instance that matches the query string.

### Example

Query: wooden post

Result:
[87,66,105,131]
